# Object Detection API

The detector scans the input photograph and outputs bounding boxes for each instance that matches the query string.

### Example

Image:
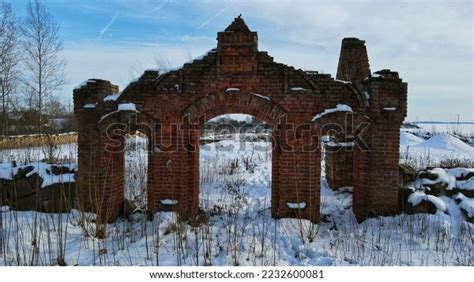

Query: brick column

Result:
[96,130,125,222]
[276,138,321,223]
[352,70,407,221]
[147,121,196,219]
[336,38,371,85]
[187,123,200,219]
[73,79,125,222]
[271,128,281,218]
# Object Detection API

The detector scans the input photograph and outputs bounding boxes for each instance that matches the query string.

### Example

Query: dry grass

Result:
[0,133,77,150]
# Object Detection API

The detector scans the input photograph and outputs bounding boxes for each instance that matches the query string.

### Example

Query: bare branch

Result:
[0,1,20,135]
[20,0,67,133]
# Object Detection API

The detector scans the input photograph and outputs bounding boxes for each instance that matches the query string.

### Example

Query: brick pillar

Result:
[352,70,407,221]
[276,142,321,223]
[336,38,371,86]
[147,121,196,219]
[187,123,200,218]
[96,130,125,222]
[73,79,124,222]
[271,128,281,218]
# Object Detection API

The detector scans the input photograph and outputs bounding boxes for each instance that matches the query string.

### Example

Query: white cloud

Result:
[61,40,213,100]
[61,0,472,121]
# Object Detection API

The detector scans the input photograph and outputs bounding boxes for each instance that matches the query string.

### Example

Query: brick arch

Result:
[180,91,287,221]
[182,91,287,125]
[310,109,371,141]
[310,110,373,221]
[79,109,156,222]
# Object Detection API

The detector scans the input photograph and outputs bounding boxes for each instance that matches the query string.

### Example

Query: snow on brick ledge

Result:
[287,202,307,209]
[145,49,217,77]
[83,103,96,109]
[312,104,352,121]
[334,79,352,84]
[118,103,137,112]
[326,140,354,147]
[289,87,306,91]
[99,103,138,122]
[103,92,121,101]
[383,107,397,111]
[74,79,96,90]
[161,199,178,205]
[225,87,240,92]
[250,92,270,100]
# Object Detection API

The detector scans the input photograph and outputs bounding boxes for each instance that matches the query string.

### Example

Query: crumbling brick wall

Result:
[73,16,407,223]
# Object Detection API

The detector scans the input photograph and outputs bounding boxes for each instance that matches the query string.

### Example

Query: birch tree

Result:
[0,1,19,135]
[21,0,66,133]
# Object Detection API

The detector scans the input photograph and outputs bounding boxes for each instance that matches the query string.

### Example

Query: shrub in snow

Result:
[121,199,139,218]
[445,168,474,181]
[399,186,416,213]
[415,167,474,197]
[404,191,446,214]
[0,162,76,212]
[399,164,417,184]
[401,166,474,221]
[454,193,474,223]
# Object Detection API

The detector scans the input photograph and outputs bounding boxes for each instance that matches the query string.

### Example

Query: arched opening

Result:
[94,110,153,221]
[199,114,273,216]
[180,91,287,220]
[124,130,149,214]
[311,109,372,221]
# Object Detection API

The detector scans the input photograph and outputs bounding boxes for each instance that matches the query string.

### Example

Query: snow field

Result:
[0,130,473,266]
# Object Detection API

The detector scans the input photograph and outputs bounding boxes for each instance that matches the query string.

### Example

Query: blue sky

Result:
[9,0,473,121]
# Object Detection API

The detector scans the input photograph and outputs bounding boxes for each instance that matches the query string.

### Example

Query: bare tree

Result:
[20,0,66,134]
[0,1,19,136]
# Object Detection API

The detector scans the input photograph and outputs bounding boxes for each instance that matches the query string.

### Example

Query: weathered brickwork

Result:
[73,16,407,223]
[325,144,354,189]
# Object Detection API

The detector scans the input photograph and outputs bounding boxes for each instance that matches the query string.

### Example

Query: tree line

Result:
[0,0,73,136]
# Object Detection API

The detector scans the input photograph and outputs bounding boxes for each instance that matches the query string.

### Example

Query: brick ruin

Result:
[73,16,407,223]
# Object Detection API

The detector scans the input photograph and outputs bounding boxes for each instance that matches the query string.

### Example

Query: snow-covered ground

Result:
[400,132,474,169]
[409,122,474,136]
[0,143,77,165]
[0,131,473,266]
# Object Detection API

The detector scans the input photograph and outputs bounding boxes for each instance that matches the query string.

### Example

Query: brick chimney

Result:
[336,38,371,85]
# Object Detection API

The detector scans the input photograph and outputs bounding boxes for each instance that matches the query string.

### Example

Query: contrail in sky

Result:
[99,11,119,39]
[196,6,229,30]
[150,0,169,13]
